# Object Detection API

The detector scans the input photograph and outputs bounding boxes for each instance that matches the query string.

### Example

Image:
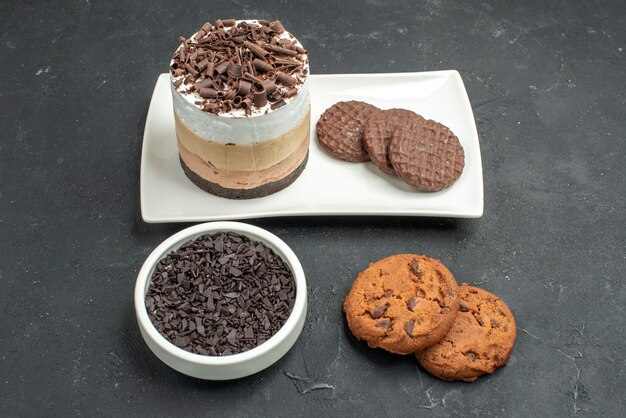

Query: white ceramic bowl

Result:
[134,221,307,380]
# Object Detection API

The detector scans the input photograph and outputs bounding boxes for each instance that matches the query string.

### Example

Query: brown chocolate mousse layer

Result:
[180,152,309,199]
[176,134,310,190]
[174,107,311,171]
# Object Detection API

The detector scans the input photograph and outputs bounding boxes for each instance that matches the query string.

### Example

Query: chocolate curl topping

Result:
[270,20,285,33]
[274,57,300,66]
[243,41,269,58]
[205,61,215,76]
[199,88,219,99]
[200,22,213,33]
[243,71,262,83]
[215,61,229,74]
[197,35,213,44]
[283,87,298,98]
[276,71,296,87]
[242,98,254,108]
[171,19,307,115]
[214,28,229,40]
[227,61,242,78]
[252,58,272,72]
[197,58,209,72]
[224,88,237,100]
[204,102,219,112]
[194,78,213,90]
[252,83,267,107]
[271,99,286,110]
[185,63,199,76]
[237,80,252,96]
[261,79,277,94]
[264,44,298,56]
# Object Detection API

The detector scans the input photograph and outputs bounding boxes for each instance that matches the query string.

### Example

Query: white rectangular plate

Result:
[141,71,483,222]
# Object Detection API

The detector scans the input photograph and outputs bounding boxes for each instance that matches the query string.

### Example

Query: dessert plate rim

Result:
[140,71,484,222]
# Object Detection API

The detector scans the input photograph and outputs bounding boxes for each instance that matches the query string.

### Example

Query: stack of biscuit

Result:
[343,254,516,382]
[316,101,465,192]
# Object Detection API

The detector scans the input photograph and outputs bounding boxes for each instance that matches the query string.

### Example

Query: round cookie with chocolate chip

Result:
[389,117,465,191]
[316,101,380,162]
[363,109,423,175]
[415,284,517,382]
[343,254,460,355]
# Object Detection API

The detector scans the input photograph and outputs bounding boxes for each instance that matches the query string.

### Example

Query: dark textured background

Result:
[1,0,624,416]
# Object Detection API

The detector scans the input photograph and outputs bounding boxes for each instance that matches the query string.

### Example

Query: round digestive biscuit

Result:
[316,101,380,162]
[415,284,517,382]
[343,254,460,355]
[389,117,465,191]
[363,109,423,175]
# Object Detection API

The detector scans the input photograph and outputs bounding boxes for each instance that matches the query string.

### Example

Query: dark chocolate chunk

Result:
[369,304,388,319]
[404,320,415,336]
[376,319,391,330]
[410,260,421,276]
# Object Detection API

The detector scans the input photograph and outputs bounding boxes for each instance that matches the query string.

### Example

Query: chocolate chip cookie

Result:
[343,254,460,355]
[389,117,465,191]
[363,108,422,175]
[415,284,517,382]
[316,101,380,162]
